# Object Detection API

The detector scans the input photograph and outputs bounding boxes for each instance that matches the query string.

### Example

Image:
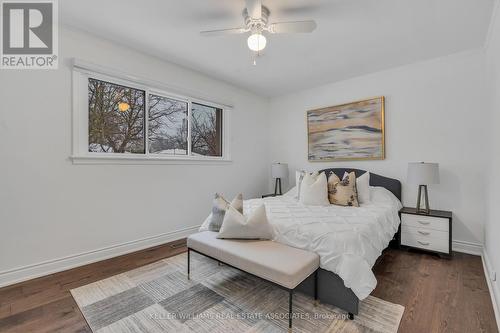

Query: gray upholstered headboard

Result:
[318,168,402,201]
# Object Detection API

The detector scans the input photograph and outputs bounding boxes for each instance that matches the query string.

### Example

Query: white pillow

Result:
[283,186,297,198]
[344,172,370,204]
[299,172,330,206]
[295,170,306,200]
[217,204,273,240]
[370,187,403,210]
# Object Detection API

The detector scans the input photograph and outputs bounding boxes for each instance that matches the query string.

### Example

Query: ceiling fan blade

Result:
[245,0,262,19]
[200,27,247,37]
[268,20,317,34]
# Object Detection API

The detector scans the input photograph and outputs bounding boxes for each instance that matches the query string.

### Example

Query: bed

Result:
[201,168,402,315]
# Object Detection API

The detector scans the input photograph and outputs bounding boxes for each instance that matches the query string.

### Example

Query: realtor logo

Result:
[1,0,58,69]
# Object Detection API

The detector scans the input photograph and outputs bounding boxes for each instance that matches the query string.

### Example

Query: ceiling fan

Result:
[200,0,317,61]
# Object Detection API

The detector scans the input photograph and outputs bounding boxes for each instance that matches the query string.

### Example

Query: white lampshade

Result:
[407,162,440,185]
[271,163,288,179]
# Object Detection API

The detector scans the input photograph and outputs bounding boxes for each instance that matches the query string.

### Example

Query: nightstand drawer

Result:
[401,225,449,240]
[401,231,449,253]
[401,213,449,232]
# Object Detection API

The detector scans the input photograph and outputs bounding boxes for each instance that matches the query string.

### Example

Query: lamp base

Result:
[274,178,282,196]
[416,185,430,214]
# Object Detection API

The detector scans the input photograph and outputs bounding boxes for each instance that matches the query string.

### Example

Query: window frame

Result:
[190,101,224,158]
[71,60,232,165]
[147,90,190,157]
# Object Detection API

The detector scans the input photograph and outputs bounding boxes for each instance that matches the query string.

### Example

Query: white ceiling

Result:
[61,0,494,97]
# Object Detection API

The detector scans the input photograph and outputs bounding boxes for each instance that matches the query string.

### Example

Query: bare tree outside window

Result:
[191,103,223,157]
[88,78,145,153]
[148,95,188,155]
[85,76,225,159]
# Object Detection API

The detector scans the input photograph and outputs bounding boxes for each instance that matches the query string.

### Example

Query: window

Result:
[88,79,145,154]
[72,61,230,164]
[148,94,188,155]
[191,103,223,157]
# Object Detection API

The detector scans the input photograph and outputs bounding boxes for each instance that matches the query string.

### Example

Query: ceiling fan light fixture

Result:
[247,33,266,52]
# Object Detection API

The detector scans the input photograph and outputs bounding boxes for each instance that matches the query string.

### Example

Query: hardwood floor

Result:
[373,249,498,333]
[0,242,497,333]
[0,240,187,333]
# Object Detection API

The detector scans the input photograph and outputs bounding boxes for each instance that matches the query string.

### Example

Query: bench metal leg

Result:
[314,270,319,306]
[288,289,293,333]
[187,248,191,280]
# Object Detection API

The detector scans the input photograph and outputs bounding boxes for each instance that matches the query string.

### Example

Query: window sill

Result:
[70,155,232,165]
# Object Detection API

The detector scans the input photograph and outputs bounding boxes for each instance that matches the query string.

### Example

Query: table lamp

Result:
[271,163,288,196]
[407,162,440,214]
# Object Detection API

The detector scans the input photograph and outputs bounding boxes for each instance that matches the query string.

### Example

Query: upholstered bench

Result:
[187,231,320,332]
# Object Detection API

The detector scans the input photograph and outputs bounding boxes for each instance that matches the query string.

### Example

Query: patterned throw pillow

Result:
[343,171,370,204]
[327,172,359,207]
[207,193,243,232]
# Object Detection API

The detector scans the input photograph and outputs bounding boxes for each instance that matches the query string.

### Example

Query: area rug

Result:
[71,252,404,332]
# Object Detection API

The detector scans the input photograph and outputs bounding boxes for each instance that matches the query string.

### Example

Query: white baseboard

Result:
[482,249,500,331]
[0,225,200,288]
[452,239,483,256]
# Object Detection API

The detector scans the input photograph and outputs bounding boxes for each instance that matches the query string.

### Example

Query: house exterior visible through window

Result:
[72,62,231,164]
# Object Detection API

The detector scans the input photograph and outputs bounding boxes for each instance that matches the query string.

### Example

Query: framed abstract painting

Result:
[307,96,385,161]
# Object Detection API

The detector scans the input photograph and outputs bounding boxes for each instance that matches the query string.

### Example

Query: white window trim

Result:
[71,59,232,165]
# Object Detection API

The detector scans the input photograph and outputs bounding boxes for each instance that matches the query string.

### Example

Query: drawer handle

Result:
[418,231,430,236]
[417,241,430,246]
[417,220,430,225]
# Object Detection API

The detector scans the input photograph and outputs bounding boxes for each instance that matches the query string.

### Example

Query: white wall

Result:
[0,27,270,286]
[268,50,488,249]
[485,0,500,321]
[0,20,496,291]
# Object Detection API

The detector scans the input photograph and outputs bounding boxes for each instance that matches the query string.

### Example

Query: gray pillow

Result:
[207,193,243,232]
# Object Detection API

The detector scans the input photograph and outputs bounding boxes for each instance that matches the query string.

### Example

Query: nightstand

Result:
[262,194,277,198]
[398,207,452,258]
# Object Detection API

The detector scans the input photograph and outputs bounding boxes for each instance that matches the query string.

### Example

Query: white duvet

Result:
[200,186,402,300]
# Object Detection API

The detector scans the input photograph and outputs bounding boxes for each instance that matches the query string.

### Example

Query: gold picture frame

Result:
[307,96,385,161]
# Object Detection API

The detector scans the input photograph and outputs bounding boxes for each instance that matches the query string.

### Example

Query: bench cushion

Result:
[187,231,320,289]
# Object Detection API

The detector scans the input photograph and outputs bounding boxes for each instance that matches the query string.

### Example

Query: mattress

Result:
[200,186,402,300]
